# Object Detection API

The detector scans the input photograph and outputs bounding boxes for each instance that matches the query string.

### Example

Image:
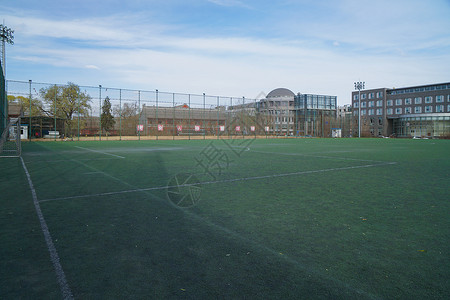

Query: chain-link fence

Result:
[6,80,276,141]
[6,80,349,140]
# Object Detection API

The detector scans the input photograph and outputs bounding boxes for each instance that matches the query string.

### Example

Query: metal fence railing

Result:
[6,80,353,140]
[6,80,275,141]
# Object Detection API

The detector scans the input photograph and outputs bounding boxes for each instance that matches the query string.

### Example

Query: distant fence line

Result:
[6,80,350,140]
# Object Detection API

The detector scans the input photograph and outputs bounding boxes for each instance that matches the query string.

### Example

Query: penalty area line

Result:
[75,146,125,159]
[39,161,397,203]
[20,157,74,300]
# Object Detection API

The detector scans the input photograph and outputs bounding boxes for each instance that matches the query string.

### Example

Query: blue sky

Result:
[1,0,449,104]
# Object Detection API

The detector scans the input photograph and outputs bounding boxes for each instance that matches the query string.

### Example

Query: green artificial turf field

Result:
[1,138,449,299]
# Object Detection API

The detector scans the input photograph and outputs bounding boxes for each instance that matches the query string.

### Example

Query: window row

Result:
[354,95,448,108]
[353,91,384,100]
[354,105,450,115]
[353,93,450,107]
[355,108,384,116]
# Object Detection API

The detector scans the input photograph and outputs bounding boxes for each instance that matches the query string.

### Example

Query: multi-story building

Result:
[337,104,352,137]
[258,88,337,136]
[352,82,450,138]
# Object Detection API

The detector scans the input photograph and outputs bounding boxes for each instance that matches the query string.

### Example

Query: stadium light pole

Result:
[354,81,365,138]
[1,23,14,132]
[1,23,14,76]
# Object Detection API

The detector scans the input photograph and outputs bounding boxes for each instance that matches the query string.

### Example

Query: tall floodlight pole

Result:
[354,81,365,138]
[1,23,14,75]
[1,23,14,131]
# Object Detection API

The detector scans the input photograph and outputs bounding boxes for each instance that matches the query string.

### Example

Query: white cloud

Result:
[207,0,252,9]
[85,65,100,70]
[4,3,450,105]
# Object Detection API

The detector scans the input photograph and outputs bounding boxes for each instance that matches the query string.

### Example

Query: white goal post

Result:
[0,117,22,157]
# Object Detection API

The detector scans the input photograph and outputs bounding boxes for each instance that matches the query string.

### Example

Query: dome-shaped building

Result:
[259,88,297,136]
[259,87,337,137]
[266,88,295,99]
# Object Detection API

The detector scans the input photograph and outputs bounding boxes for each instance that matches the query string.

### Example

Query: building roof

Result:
[8,102,22,117]
[266,88,295,98]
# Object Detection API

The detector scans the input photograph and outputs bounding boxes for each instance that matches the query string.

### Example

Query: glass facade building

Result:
[393,114,450,138]
[295,94,337,137]
[295,94,337,110]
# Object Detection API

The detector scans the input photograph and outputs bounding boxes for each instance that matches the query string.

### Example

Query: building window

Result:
[414,97,422,104]
[415,106,422,113]
[353,110,358,116]
[387,100,393,106]
[425,106,432,113]
[405,98,412,105]
[395,99,402,105]
[425,96,433,103]
[448,104,450,112]
[368,109,374,115]
[378,117,383,125]
[436,95,444,103]
[361,101,366,108]
[405,107,411,114]
[387,108,393,115]
[376,91,383,98]
[353,102,359,108]
[361,93,366,99]
[368,101,374,107]
[368,93,375,99]
[376,100,383,107]
[361,109,366,115]
[436,105,444,112]
[395,108,402,114]
[376,108,383,115]
[353,94,359,100]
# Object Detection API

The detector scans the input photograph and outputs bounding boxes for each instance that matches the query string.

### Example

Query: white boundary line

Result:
[24,157,121,164]
[249,149,387,163]
[20,157,74,300]
[74,146,125,159]
[39,161,396,203]
[32,147,384,298]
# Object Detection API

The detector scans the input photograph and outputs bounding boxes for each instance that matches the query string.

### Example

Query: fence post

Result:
[188,94,191,140]
[99,85,102,141]
[173,93,175,140]
[77,94,80,141]
[138,90,141,141]
[54,84,57,141]
[28,80,32,141]
[119,89,122,141]
[156,89,158,140]
[217,96,220,140]
[203,93,205,140]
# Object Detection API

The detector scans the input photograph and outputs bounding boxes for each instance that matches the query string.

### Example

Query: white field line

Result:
[33,150,380,298]
[74,146,125,159]
[249,149,389,163]
[20,157,74,300]
[24,157,121,164]
[39,161,397,203]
